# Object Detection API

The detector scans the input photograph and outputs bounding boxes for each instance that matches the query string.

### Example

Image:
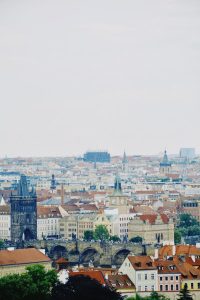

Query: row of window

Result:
[138,273,155,280]
[160,284,179,291]
[138,285,155,291]
[160,276,179,281]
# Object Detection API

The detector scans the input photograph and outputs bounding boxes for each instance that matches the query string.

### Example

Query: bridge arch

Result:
[112,248,131,266]
[80,247,100,266]
[50,245,67,260]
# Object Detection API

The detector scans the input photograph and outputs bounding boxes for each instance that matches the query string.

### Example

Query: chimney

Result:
[172,245,176,256]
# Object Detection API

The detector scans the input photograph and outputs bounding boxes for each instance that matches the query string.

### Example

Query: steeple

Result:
[114,175,122,193]
[0,195,6,206]
[122,151,127,164]
[160,150,171,167]
[50,174,56,191]
[18,174,29,197]
[160,150,172,175]
[163,150,168,164]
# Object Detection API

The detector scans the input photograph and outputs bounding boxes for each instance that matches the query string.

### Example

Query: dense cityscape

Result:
[1,0,199,299]
[0,149,200,299]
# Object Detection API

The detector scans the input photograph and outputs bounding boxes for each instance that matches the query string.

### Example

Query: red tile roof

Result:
[139,214,169,224]
[69,270,106,285]
[0,248,51,266]
[128,256,156,270]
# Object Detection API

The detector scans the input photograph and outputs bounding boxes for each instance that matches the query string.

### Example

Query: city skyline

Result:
[0,0,200,157]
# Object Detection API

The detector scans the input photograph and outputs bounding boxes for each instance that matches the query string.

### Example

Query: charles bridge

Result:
[24,240,155,267]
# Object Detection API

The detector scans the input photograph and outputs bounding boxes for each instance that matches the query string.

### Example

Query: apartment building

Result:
[119,255,158,292]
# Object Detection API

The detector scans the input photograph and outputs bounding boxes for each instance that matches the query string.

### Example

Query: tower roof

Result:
[122,151,127,164]
[113,174,122,195]
[0,195,6,206]
[18,175,29,197]
[160,150,171,167]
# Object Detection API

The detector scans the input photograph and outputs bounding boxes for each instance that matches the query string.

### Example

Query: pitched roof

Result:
[154,260,181,274]
[69,270,106,285]
[159,245,200,258]
[37,206,62,218]
[0,248,51,266]
[139,214,169,224]
[106,274,135,290]
[128,256,156,270]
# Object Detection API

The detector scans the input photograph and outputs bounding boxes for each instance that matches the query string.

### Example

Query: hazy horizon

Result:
[0,0,200,157]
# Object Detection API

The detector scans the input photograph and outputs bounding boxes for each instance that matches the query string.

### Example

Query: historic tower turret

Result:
[10,175,37,242]
[159,150,172,175]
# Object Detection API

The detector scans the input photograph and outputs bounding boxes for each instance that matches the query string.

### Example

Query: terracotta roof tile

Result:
[0,248,51,266]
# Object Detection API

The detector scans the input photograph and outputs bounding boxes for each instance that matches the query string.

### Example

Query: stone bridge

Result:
[24,240,155,267]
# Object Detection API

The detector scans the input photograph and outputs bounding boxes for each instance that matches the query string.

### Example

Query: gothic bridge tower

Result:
[10,175,37,242]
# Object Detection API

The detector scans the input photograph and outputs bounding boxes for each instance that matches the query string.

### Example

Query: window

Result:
[170,276,173,281]
[176,284,179,291]
[151,274,155,280]
[160,276,163,281]
[171,285,173,291]
[160,285,163,291]
[176,276,178,281]
[165,277,168,281]
[145,274,148,280]
[145,286,148,291]
[198,283,200,289]
[191,283,194,289]
[151,286,154,291]
[165,285,168,291]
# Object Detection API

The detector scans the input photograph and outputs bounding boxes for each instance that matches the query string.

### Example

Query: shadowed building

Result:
[10,175,37,242]
[83,151,110,163]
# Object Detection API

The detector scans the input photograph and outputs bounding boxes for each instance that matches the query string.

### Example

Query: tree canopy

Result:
[129,236,143,243]
[179,214,198,228]
[52,275,122,300]
[110,235,121,242]
[0,265,57,300]
[83,230,94,241]
[94,225,110,242]
[177,283,193,300]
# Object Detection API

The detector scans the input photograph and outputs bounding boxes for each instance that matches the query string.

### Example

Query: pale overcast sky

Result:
[0,0,200,157]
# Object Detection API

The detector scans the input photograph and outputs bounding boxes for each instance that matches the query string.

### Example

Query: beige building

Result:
[128,214,174,244]
[0,201,11,240]
[37,205,68,239]
[59,212,113,240]
[59,214,96,240]
[0,248,52,277]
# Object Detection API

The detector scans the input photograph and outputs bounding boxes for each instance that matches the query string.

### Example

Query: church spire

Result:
[122,150,127,164]
[50,174,56,191]
[114,175,122,193]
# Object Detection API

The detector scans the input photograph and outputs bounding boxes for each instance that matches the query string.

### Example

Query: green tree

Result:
[188,225,200,236]
[83,230,94,241]
[94,225,110,242]
[110,235,121,242]
[179,214,198,228]
[177,283,193,300]
[0,264,57,300]
[174,228,182,244]
[129,236,142,243]
[23,265,57,300]
[0,240,4,249]
[52,275,122,300]
[149,291,169,300]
